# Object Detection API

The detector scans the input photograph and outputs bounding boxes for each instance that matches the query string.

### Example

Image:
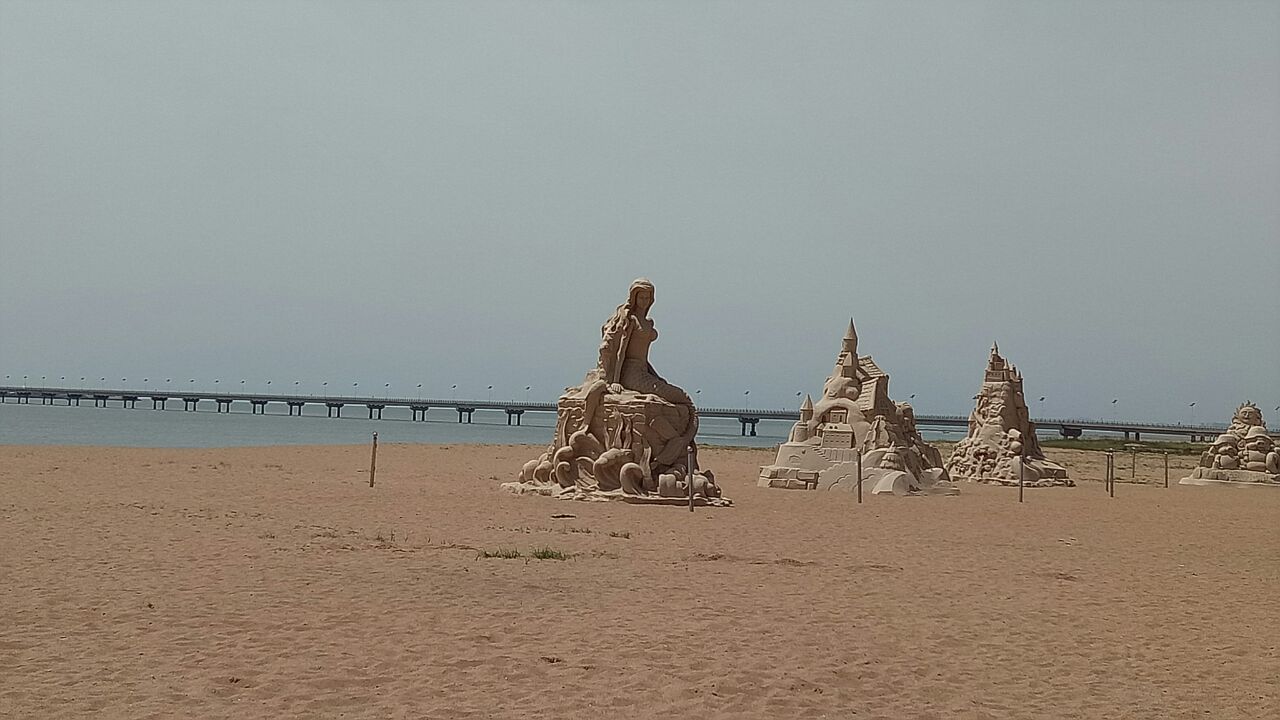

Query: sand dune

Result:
[1,443,1276,719]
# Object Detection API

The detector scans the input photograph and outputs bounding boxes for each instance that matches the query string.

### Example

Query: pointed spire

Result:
[842,318,858,354]
[800,394,813,411]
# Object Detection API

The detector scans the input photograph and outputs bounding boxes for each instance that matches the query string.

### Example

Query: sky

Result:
[1,0,1277,424]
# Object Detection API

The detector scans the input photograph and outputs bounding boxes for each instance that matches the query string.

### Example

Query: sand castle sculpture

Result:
[945,344,1072,487]
[758,320,955,496]
[503,279,729,505]
[1180,402,1280,487]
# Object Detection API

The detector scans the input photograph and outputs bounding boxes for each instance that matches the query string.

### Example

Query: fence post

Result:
[1019,445,1025,503]
[369,432,378,488]
[1104,451,1111,496]
[1108,451,1115,498]
[687,445,694,513]
[1164,452,1169,488]
[856,452,863,504]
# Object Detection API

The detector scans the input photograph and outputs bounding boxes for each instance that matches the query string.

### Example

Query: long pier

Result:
[0,384,1231,441]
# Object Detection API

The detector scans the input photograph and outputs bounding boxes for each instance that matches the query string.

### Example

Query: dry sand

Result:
[1,443,1277,719]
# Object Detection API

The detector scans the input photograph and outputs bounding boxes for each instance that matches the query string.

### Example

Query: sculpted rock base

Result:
[1179,467,1280,487]
[503,390,731,506]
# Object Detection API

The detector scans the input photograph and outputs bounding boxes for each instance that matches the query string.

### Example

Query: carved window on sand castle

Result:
[828,409,847,423]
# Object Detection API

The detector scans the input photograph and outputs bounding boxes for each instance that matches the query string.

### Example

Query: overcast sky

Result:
[1,1,1276,423]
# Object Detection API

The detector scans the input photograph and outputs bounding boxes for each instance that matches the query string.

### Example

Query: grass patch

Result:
[530,547,570,560]
[607,530,631,539]
[478,548,522,559]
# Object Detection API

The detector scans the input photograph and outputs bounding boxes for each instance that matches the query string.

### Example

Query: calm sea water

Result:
[0,401,965,449]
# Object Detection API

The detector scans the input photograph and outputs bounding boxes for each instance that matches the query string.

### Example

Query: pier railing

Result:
[0,384,1232,440]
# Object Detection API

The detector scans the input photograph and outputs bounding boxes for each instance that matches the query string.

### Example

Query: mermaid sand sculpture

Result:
[945,344,1072,487]
[758,319,955,496]
[1181,402,1279,487]
[504,279,729,505]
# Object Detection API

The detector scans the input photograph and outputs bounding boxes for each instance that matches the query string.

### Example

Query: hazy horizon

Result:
[2,1,1277,424]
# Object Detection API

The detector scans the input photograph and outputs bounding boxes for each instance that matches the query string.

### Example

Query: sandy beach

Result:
[1,443,1276,719]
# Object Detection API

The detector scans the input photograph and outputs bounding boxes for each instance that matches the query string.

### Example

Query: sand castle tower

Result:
[1181,402,1279,487]
[758,319,954,496]
[504,279,729,505]
[945,344,1071,487]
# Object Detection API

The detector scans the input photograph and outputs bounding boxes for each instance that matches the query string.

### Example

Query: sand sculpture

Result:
[945,344,1072,487]
[503,279,729,505]
[758,320,955,496]
[1180,402,1280,487]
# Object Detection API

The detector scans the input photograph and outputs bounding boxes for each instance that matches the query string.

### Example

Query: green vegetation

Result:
[476,546,573,560]
[530,547,570,560]
[477,548,522,559]
[1039,438,1202,455]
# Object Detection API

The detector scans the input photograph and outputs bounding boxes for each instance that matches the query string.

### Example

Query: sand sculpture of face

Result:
[1210,434,1239,470]
[1234,403,1263,428]
[628,278,655,318]
[1239,427,1277,473]
[1244,427,1273,453]
[1210,434,1237,455]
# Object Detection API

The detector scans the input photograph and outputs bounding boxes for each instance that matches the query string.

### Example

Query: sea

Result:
[0,401,967,449]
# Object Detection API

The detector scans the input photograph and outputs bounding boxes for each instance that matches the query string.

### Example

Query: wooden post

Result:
[856,452,863,504]
[1131,448,1137,480]
[1164,451,1169,488]
[687,446,695,512]
[1018,445,1025,503]
[369,432,378,488]
[1108,451,1115,498]
[1104,451,1111,496]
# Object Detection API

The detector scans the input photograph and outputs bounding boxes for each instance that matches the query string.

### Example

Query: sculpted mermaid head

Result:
[627,278,655,317]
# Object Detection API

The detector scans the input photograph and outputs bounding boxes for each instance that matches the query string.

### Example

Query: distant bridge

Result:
[0,385,1229,442]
